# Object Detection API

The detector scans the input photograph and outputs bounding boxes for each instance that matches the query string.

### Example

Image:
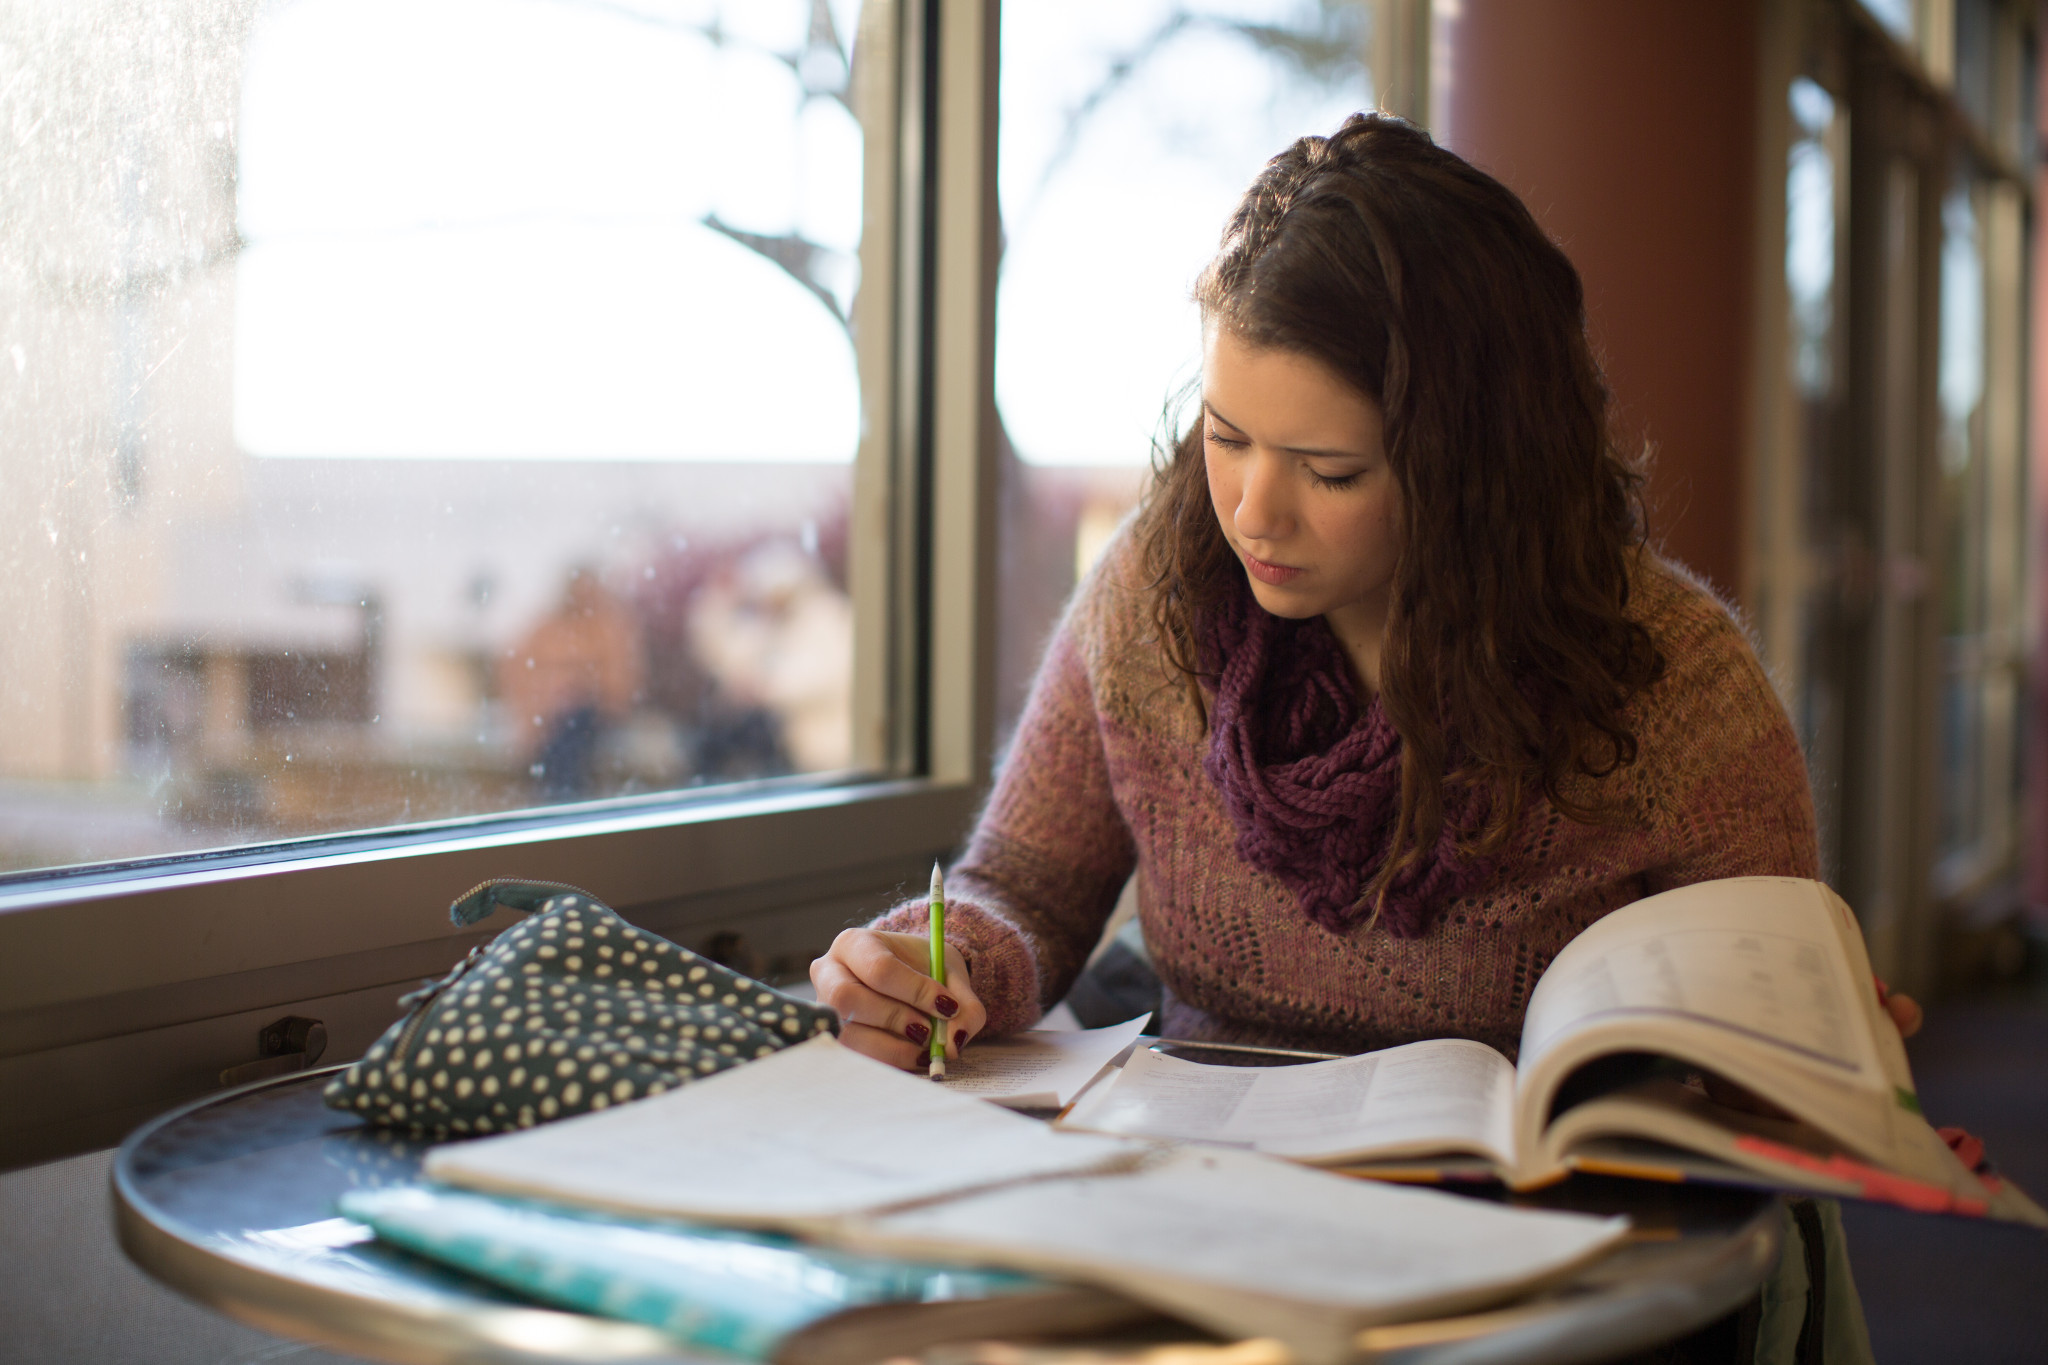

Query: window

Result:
[1860,0,1916,45]
[0,0,999,1167]
[1933,170,2026,896]
[990,0,1375,741]
[1746,5,2036,983]
[5,0,871,874]
[1757,71,1853,885]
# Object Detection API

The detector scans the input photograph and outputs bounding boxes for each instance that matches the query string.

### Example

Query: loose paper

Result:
[425,1035,1148,1228]
[941,1016,1149,1108]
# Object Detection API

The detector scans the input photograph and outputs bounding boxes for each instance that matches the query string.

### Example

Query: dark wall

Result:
[1440,0,1760,597]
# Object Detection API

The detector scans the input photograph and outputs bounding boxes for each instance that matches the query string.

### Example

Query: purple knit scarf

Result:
[1199,582,1493,936]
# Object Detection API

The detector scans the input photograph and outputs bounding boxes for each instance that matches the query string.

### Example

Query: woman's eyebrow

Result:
[1202,400,1246,434]
[1203,402,1369,460]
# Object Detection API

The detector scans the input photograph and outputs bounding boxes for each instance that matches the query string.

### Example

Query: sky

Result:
[234,0,1371,467]
[996,1,1370,465]
[236,0,863,461]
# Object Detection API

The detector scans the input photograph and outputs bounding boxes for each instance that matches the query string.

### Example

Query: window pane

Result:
[1779,74,1849,879]
[0,0,872,875]
[1936,178,1987,869]
[992,0,1372,741]
[1859,0,1914,44]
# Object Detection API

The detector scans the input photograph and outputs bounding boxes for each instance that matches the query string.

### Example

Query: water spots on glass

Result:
[1,0,861,872]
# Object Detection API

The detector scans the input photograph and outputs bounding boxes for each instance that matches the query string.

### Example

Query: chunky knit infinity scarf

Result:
[1199,582,1493,936]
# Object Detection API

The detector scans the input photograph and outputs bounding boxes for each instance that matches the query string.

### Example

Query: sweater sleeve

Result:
[1631,568,1822,893]
[870,613,1139,1038]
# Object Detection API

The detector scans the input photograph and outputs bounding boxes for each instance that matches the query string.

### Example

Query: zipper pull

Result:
[448,878,606,927]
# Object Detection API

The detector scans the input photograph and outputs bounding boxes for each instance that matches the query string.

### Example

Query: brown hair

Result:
[1136,112,1664,901]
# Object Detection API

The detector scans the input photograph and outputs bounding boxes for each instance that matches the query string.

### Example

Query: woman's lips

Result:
[1243,552,1303,586]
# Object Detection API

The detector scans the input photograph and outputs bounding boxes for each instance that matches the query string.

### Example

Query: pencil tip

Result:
[929,1059,947,1080]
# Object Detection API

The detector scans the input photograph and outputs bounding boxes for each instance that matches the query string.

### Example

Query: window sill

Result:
[0,776,976,1167]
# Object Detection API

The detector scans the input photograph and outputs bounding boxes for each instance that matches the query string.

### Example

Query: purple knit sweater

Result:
[875,529,1819,1058]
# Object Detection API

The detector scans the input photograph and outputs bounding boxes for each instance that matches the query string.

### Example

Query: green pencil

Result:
[927,862,947,1080]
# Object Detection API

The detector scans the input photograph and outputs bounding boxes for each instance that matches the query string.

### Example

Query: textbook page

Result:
[425,1035,1148,1228]
[836,1147,1628,1365]
[940,1016,1149,1108]
[1059,1038,1517,1165]
[1510,878,1916,1178]
[1518,879,1885,1088]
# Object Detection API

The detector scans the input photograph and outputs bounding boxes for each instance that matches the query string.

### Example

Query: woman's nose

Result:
[1233,453,1291,542]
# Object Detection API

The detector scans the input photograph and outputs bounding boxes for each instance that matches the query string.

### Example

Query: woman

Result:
[810,113,1914,1070]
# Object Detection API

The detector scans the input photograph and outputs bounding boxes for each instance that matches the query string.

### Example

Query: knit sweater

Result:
[875,530,1820,1059]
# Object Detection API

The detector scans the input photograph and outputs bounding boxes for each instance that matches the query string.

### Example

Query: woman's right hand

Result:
[810,928,988,1071]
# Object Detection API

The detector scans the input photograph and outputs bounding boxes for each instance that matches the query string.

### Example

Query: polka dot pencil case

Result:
[325,879,839,1139]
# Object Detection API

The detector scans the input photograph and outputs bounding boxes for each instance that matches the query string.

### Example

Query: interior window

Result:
[1934,169,2025,893]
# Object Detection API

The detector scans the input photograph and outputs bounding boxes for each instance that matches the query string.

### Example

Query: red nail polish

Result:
[955,1030,968,1051]
[904,1021,930,1046]
[934,994,959,1018]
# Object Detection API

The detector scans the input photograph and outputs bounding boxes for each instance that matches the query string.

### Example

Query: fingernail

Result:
[904,1021,930,1046]
[955,1030,968,1051]
[934,994,959,1018]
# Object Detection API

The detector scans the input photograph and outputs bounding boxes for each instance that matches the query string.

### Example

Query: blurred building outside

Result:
[3,450,855,871]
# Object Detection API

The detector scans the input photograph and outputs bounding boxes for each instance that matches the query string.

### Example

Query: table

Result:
[114,1064,1783,1365]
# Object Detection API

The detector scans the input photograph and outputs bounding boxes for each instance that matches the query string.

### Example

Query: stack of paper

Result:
[422,1036,1632,1363]
[844,1146,1627,1364]
[341,1184,1159,1365]
[424,1034,1146,1228]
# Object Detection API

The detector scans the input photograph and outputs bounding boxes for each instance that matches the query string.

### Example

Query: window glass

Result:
[1779,74,1849,876]
[1786,80,1840,406]
[1859,0,1914,44]
[1952,0,1996,136]
[1933,170,2024,888]
[992,0,1373,741]
[0,0,870,875]
[1935,181,1986,866]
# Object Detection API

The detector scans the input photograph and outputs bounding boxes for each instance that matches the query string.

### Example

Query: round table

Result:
[114,1065,1782,1365]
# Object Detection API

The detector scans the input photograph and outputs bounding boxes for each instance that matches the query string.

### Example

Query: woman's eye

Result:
[1310,469,1362,490]
[1204,429,1247,449]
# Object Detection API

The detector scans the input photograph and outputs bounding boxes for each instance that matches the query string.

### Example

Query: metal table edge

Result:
[111,1066,697,1364]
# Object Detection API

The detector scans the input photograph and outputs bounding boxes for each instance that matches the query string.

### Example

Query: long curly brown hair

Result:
[1136,113,1665,904]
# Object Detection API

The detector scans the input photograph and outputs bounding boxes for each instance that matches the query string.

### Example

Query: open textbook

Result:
[1062,878,2046,1226]
[424,1035,1632,1363]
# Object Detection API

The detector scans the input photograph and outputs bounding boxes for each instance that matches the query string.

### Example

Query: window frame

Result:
[0,0,1003,1170]
[1741,0,2036,991]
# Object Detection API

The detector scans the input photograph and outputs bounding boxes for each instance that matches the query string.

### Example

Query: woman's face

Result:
[1202,327,1404,652]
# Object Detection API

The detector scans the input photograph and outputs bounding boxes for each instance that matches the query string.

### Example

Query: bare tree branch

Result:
[532,1,862,332]
[1033,2,1369,200]
[701,213,850,333]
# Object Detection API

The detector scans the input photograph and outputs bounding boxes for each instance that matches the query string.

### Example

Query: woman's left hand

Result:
[1705,976,1922,1119]
[1876,977,1922,1038]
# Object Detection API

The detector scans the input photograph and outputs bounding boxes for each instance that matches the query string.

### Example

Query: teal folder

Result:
[338,1184,1155,1363]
